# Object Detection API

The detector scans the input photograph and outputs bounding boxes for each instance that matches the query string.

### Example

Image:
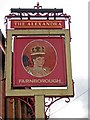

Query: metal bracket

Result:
[45,97,70,118]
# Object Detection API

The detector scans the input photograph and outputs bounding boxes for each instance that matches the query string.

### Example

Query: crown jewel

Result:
[31,46,45,55]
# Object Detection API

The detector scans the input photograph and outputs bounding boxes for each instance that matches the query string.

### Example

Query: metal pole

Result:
[35,95,45,119]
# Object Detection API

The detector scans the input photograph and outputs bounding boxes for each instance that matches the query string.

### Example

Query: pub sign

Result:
[6,6,74,96]
[13,36,67,87]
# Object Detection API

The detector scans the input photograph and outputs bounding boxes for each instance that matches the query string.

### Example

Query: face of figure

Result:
[33,56,45,67]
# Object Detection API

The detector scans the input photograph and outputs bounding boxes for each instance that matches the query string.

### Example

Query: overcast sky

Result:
[0,0,88,118]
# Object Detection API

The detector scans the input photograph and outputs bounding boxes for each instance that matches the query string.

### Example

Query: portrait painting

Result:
[22,40,57,78]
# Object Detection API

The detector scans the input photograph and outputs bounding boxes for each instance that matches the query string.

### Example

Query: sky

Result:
[0,0,89,118]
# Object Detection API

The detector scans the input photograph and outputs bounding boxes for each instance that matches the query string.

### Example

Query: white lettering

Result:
[19,79,62,84]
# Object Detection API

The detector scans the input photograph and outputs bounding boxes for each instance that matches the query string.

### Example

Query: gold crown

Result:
[31,46,45,55]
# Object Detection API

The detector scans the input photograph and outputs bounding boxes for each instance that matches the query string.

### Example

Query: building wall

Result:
[0,29,5,119]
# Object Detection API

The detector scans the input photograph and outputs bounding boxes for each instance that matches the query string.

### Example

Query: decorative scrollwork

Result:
[9,97,35,118]
[45,96,70,117]
[9,98,14,103]
[5,2,71,20]
[65,97,70,103]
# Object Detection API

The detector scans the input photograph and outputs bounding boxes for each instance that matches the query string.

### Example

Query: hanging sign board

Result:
[6,29,74,96]
[11,20,65,29]
[13,37,67,87]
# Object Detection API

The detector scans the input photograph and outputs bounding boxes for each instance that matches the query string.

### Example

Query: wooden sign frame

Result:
[6,29,74,97]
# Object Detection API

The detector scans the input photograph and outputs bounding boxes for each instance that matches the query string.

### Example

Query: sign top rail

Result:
[11,2,63,14]
[11,8,63,14]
